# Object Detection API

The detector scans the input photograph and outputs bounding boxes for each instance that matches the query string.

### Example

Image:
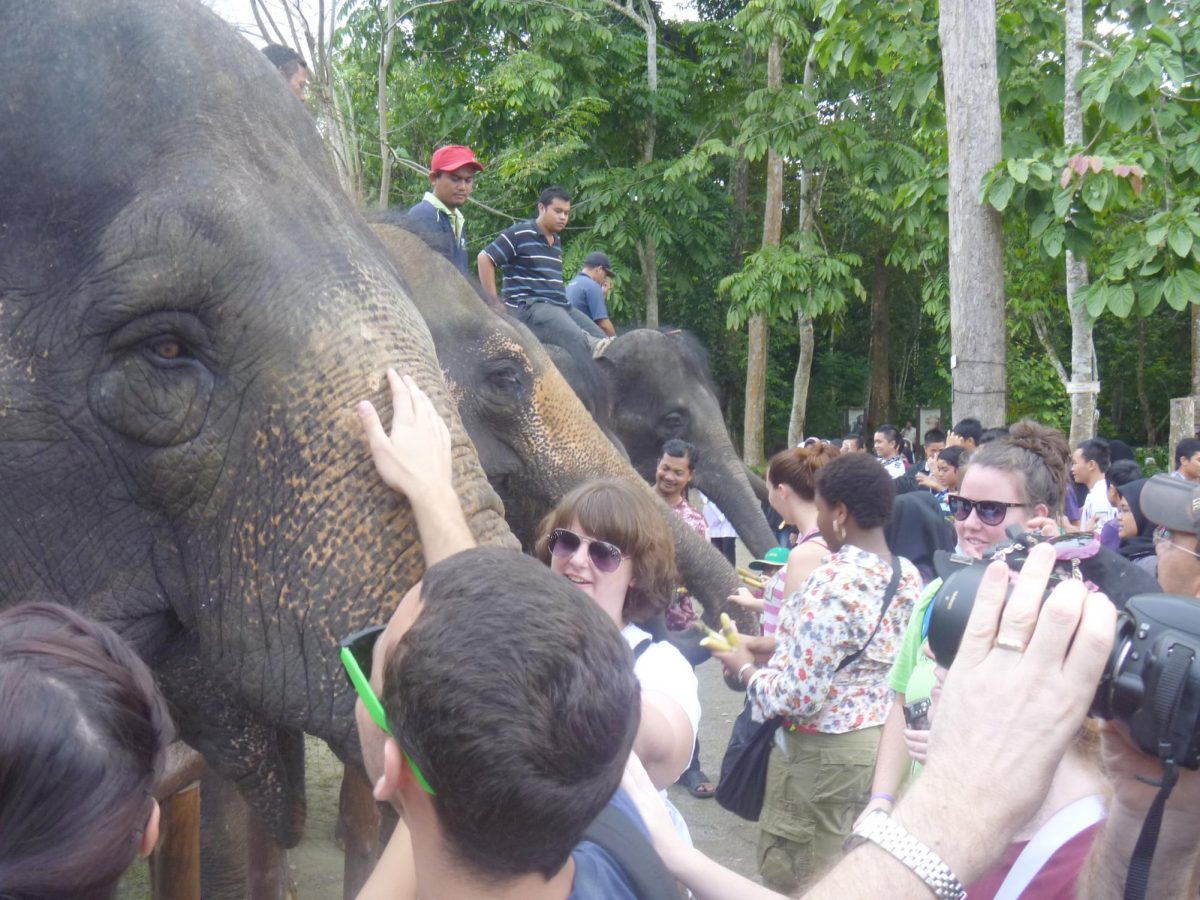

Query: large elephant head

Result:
[0,0,513,845]
[596,330,777,556]
[370,224,741,622]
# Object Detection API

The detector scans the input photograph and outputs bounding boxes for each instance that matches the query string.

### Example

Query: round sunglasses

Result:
[547,528,627,573]
[946,494,1026,527]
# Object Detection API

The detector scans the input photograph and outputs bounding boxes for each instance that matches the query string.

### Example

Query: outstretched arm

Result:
[357,368,475,566]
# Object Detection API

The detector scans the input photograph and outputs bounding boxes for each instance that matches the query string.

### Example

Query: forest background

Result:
[217,0,1200,464]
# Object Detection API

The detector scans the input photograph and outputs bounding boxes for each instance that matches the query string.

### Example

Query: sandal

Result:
[678,768,717,799]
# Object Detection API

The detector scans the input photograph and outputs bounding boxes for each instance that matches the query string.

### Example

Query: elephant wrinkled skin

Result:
[0,0,515,847]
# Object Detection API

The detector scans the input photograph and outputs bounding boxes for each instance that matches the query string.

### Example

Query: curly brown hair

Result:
[968,419,1071,516]
[536,479,678,624]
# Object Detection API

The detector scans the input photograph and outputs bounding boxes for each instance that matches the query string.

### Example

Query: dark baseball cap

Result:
[1140,474,1200,534]
[584,251,613,274]
[429,145,484,174]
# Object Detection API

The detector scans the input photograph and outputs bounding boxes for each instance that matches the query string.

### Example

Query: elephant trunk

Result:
[692,443,776,558]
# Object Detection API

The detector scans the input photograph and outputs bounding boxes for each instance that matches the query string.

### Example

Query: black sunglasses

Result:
[946,494,1026,527]
[547,528,626,573]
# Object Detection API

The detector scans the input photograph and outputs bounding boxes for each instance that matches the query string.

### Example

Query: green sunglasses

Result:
[339,625,436,796]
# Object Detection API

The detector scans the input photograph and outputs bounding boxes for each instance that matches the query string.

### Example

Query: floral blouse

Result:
[748,545,921,734]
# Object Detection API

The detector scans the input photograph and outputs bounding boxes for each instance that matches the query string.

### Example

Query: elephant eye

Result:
[485,359,525,390]
[147,336,189,363]
[661,410,687,431]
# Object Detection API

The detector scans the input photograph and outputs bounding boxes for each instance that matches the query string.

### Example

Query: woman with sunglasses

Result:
[536,479,700,797]
[711,452,922,896]
[861,420,1069,827]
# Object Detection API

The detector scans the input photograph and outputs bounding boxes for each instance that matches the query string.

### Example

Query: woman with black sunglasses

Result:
[862,420,1070,829]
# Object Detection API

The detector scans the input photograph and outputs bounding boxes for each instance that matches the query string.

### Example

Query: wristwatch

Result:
[846,808,966,900]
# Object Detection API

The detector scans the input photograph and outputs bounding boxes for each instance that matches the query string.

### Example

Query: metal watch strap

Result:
[849,809,967,900]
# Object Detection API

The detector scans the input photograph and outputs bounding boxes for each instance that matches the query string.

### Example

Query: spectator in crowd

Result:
[478,186,606,357]
[712,452,922,895]
[1099,459,1142,551]
[1114,478,1158,577]
[1171,436,1200,483]
[873,423,908,478]
[0,603,171,898]
[261,44,309,101]
[864,422,1070,829]
[1072,437,1116,534]
[700,493,738,566]
[728,545,789,628]
[947,417,983,453]
[399,145,484,274]
[566,251,616,337]
[730,445,839,642]
[900,420,917,451]
[841,434,864,453]
[900,427,946,493]
[928,443,965,514]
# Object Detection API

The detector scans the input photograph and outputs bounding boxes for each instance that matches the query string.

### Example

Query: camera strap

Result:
[1122,644,1193,900]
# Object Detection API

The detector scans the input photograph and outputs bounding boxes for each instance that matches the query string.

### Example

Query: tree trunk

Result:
[787,51,820,447]
[744,35,783,467]
[376,0,397,209]
[1136,318,1155,444]
[1064,0,1098,447]
[641,2,659,328]
[1192,300,1200,396]
[939,0,1007,426]
[788,313,815,446]
[867,255,893,430]
[641,234,659,329]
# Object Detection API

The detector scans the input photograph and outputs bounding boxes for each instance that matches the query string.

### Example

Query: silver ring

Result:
[994,636,1028,653]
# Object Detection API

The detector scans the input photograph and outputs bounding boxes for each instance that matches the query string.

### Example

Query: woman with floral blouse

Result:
[714,452,922,896]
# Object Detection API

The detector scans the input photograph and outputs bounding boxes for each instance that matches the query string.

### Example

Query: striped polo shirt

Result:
[482,219,568,307]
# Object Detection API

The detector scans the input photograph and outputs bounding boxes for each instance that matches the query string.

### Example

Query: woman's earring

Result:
[834,519,846,542]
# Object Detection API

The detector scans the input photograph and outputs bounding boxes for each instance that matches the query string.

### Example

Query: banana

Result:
[720,612,740,647]
[739,573,765,589]
[699,634,733,652]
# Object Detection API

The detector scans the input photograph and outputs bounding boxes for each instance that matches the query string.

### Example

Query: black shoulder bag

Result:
[715,556,903,821]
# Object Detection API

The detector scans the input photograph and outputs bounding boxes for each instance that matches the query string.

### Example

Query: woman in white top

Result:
[536,479,699,790]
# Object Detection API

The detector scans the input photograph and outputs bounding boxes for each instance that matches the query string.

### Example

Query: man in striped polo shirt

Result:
[478,186,607,359]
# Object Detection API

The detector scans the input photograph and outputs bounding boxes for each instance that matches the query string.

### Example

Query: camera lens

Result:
[925,562,991,669]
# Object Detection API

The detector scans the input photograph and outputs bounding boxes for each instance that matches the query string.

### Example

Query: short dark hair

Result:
[660,438,698,471]
[842,434,861,450]
[383,548,640,881]
[980,426,1010,444]
[924,428,946,445]
[1077,437,1111,473]
[0,603,172,897]
[815,452,895,529]
[951,417,983,446]
[938,445,966,469]
[875,423,900,449]
[261,43,307,77]
[538,185,571,207]
[1175,438,1200,470]
[1106,459,1143,489]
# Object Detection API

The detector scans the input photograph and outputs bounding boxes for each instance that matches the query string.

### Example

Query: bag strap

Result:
[836,555,902,673]
[632,637,654,662]
[993,794,1107,900]
[581,800,679,900]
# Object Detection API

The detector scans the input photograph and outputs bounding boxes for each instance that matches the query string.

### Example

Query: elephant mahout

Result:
[370,223,743,625]
[0,0,521,852]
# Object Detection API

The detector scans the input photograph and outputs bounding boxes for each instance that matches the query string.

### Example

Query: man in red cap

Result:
[403,145,483,273]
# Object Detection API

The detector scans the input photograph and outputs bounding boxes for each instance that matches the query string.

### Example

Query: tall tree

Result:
[1063,0,1098,447]
[743,33,783,468]
[939,0,1006,426]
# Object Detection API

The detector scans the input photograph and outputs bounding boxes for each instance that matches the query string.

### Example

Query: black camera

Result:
[925,529,1200,769]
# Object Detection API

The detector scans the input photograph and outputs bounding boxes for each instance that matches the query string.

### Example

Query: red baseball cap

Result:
[430,145,484,175]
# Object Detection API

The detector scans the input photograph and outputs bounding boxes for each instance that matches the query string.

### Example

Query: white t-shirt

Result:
[622,623,701,741]
[699,493,738,539]
[622,622,698,848]
[1082,478,1116,533]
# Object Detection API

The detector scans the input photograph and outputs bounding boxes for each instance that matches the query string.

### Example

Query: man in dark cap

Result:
[403,145,484,274]
[566,251,616,337]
